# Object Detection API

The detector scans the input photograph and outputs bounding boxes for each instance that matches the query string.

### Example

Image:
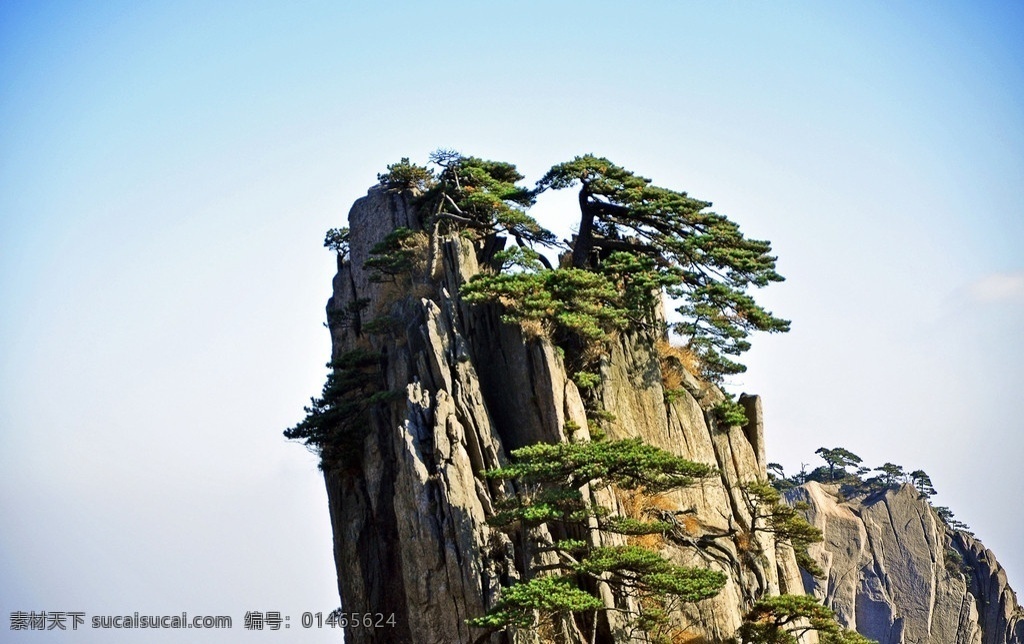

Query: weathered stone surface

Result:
[321,189,816,643]
[956,533,1024,644]
[792,482,1022,644]
[739,393,766,479]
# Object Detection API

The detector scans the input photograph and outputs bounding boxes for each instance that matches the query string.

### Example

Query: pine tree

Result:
[423,150,557,252]
[468,438,726,639]
[738,594,876,644]
[874,462,906,487]
[283,350,399,470]
[536,155,790,381]
[909,469,937,499]
[814,447,863,482]
[743,481,824,578]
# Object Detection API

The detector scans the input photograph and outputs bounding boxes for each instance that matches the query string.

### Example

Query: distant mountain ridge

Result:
[790,482,1023,644]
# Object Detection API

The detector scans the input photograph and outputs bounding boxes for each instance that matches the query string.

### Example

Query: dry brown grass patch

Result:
[615,486,678,549]
[669,631,709,644]
[656,340,702,382]
[681,514,701,536]
[518,318,548,340]
[617,487,676,519]
[628,531,664,550]
[617,486,645,519]
[663,361,684,393]
[734,530,753,553]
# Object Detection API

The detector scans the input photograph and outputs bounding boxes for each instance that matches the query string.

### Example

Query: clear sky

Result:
[2,2,1022,641]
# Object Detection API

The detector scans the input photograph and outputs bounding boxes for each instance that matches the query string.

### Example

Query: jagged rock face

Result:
[791,482,1024,644]
[321,188,809,643]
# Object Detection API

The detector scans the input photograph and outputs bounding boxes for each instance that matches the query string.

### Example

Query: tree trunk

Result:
[571,188,595,268]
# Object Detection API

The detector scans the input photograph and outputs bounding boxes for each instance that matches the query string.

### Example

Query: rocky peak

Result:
[316,187,811,643]
[790,482,1023,644]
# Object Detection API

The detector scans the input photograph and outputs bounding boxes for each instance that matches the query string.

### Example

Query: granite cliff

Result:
[790,482,1023,644]
[317,187,809,643]
[302,182,1021,644]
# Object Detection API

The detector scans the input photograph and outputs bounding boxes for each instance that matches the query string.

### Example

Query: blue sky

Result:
[2,2,1022,641]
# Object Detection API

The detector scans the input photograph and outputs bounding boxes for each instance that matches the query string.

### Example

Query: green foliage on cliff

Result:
[484,438,716,494]
[934,505,973,535]
[713,398,750,427]
[466,575,603,630]
[813,447,864,482]
[377,157,435,192]
[575,544,726,600]
[737,594,876,644]
[323,226,350,258]
[469,438,725,637]
[283,350,398,470]
[369,150,789,385]
[909,470,936,499]
[421,150,556,249]
[776,448,945,507]
[743,481,825,578]
[944,546,971,578]
[364,227,421,282]
[460,266,627,343]
[536,154,790,382]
